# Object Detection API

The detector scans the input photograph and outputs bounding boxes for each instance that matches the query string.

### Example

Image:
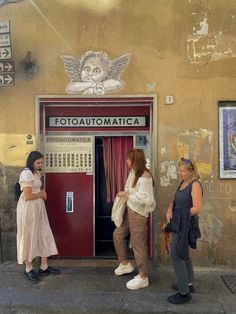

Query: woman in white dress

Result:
[17,151,60,283]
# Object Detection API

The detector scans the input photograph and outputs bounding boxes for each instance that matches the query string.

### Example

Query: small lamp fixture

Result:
[20,51,38,78]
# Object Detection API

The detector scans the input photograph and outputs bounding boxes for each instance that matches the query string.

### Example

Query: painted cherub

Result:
[61,51,131,95]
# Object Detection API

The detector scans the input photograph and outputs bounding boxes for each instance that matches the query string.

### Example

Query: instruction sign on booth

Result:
[45,135,92,173]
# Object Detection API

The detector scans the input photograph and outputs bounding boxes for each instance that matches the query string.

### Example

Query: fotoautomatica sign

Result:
[47,116,148,128]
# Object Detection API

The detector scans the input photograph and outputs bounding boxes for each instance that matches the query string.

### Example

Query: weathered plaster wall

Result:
[0,0,236,266]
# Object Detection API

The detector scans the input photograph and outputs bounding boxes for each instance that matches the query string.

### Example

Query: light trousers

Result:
[113,207,149,277]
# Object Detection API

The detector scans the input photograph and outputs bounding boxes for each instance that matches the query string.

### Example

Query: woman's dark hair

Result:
[127,148,154,187]
[26,151,43,173]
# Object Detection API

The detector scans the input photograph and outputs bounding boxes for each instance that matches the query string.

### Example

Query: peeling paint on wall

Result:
[160,161,177,187]
[193,14,209,36]
[177,129,213,180]
[187,12,236,64]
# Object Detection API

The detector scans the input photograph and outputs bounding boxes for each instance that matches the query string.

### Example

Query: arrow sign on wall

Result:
[0,47,12,59]
[0,73,14,86]
[0,60,14,72]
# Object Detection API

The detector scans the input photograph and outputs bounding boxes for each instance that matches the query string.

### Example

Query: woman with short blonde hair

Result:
[166,158,203,304]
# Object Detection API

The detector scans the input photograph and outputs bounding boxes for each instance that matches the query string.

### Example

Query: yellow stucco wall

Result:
[0,134,35,166]
[0,0,236,265]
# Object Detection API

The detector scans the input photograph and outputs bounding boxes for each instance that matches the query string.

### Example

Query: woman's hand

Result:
[41,190,47,201]
[117,191,129,198]
[165,200,174,223]
[166,209,173,223]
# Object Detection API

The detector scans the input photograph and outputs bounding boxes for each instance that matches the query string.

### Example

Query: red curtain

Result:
[103,136,133,202]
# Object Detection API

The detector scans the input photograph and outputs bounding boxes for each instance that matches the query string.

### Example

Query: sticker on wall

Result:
[61,51,131,95]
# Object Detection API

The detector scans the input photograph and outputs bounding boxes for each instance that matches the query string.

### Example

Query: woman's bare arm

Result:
[190,182,203,215]
[23,187,47,201]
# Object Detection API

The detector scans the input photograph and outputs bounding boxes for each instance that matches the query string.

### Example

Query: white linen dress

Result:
[16,169,58,264]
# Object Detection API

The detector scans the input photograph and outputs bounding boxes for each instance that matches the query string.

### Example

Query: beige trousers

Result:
[113,207,149,277]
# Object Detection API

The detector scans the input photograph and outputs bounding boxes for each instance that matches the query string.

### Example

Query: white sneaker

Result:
[114,262,134,276]
[126,275,149,290]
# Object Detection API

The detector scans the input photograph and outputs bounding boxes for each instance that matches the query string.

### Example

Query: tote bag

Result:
[111,196,127,227]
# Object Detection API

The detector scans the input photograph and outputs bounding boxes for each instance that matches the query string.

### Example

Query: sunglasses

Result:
[181,158,194,169]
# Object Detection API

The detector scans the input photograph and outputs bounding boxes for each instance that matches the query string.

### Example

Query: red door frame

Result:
[37,96,156,258]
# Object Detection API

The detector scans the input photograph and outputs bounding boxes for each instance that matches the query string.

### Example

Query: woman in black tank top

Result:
[165,158,203,304]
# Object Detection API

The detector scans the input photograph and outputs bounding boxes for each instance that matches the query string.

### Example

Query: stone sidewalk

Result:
[0,260,235,314]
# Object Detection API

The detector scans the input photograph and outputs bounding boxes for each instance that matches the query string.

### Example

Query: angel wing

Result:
[61,55,81,82]
[110,54,131,79]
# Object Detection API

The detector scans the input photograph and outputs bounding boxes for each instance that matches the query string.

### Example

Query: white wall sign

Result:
[0,33,11,46]
[45,135,93,173]
[48,116,147,128]
[0,21,15,86]
[0,21,10,34]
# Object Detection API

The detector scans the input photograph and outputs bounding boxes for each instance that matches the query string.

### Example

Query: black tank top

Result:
[174,180,202,211]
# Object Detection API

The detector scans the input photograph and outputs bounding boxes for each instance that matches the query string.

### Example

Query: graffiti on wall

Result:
[61,51,131,95]
[187,12,236,64]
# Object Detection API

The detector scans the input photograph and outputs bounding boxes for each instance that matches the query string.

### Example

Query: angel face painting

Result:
[61,51,131,95]
[80,56,109,82]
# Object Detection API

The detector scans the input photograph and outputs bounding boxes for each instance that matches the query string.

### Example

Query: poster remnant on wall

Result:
[61,51,131,95]
[219,102,236,178]
[44,136,93,173]
[177,129,213,180]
